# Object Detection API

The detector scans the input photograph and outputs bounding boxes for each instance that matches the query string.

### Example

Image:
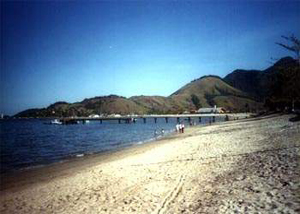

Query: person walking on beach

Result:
[181,123,185,133]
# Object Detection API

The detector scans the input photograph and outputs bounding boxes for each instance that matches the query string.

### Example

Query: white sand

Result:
[1,114,299,213]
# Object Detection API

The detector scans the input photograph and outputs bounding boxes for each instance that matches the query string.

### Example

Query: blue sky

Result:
[1,1,300,115]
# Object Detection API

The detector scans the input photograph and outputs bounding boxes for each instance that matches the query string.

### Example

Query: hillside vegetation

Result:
[224,57,300,110]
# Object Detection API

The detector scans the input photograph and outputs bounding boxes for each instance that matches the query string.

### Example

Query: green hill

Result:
[14,95,147,118]
[170,75,262,112]
[129,96,179,114]
[224,57,300,110]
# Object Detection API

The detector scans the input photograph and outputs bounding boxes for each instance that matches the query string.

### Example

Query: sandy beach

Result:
[1,114,299,213]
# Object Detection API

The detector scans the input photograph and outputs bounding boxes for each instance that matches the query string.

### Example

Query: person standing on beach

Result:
[176,123,180,133]
[181,123,185,133]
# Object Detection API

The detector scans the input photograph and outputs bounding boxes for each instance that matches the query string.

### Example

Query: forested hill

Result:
[224,57,300,109]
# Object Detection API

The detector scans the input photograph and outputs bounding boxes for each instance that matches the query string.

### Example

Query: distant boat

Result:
[50,119,62,125]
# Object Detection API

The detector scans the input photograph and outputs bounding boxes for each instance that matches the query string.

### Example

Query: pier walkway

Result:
[60,113,251,124]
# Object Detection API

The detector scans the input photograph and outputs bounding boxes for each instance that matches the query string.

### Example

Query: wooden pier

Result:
[59,113,251,125]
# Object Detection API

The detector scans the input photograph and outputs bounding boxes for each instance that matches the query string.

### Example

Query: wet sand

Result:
[1,114,299,213]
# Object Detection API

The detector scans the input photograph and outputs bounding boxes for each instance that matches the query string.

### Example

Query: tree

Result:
[276,35,300,64]
[244,103,249,113]
[275,35,300,111]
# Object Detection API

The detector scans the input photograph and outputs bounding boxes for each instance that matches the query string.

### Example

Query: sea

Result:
[0,116,224,174]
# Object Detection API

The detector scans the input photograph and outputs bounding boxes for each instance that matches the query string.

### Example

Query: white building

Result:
[197,105,225,114]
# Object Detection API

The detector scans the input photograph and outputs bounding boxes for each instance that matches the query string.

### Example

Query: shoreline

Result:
[1,114,225,177]
[1,114,299,213]
[0,124,201,191]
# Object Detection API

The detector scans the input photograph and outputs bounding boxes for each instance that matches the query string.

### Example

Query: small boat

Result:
[50,119,62,125]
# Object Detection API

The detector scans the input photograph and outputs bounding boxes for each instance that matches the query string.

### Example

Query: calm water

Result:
[0,117,224,174]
